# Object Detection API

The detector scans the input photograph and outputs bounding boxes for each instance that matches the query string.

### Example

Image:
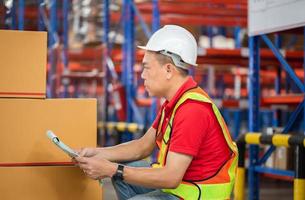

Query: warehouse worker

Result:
[75,25,238,200]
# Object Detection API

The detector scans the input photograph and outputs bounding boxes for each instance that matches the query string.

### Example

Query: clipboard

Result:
[46,130,79,158]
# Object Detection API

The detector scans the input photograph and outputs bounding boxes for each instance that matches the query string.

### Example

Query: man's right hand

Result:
[76,147,98,157]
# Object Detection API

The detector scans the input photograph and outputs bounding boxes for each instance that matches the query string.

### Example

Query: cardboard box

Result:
[274,147,294,170]
[0,98,97,163]
[0,30,47,98]
[0,166,102,200]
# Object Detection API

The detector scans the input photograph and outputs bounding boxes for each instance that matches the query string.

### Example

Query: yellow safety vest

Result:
[153,87,238,200]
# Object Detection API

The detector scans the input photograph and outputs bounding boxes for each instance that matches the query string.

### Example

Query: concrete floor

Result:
[103,177,293,200]
[258,178,293,200]
[103,178,118,200]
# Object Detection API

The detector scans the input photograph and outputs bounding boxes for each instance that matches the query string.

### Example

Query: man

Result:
[75,25,238,200]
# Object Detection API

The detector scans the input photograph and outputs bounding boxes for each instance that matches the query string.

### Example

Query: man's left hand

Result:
[75,156,117,180]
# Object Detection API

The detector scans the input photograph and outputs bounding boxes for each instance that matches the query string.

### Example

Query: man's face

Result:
[141,51,167,97]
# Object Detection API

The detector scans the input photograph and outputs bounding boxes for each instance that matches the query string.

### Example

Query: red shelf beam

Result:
[68,48,104,61]
[262,173,293,182]
[61,71,104,80]
[161,14,246,27]
[261,95,304,105]
[161,0,247,4]
[137,3,246,17]
[222,99,240,108]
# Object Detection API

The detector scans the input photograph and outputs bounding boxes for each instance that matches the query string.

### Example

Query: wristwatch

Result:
[113,164,125,181]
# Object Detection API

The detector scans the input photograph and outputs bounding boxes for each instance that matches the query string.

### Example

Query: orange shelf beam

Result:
[135,98,153,107]
[68,48,103,61]
[61,71,104,80]
[137,3,246,17]
[222,99,240,108]
[261,95,304,105]
[161,0,247,4]
[262,173,293,182]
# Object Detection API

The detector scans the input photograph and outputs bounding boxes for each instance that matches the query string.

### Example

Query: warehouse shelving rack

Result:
[104,0,250,141]
[136,0,249,140]
[247,24,305,199]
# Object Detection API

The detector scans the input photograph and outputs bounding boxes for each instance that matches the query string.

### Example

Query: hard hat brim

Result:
[137,45,157,51]
[137,45,146,50]
[138,45,150,50]
[137,45,198,67]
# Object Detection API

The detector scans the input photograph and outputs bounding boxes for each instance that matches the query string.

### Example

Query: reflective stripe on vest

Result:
[154,87,238,200]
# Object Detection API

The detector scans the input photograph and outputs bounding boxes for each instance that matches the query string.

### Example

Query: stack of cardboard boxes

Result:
[0,30,102,199]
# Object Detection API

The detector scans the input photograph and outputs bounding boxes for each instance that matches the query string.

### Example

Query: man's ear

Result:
[165,64,173,79]
[165,64,171,72]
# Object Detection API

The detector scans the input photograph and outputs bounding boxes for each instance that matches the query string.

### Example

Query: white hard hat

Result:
[138,25,198,69]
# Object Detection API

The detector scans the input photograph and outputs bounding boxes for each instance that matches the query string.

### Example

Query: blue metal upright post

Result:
[63,0,69,69]
[122,0,135,142]
[62,0,69,97]
[121,1,127,86]
[48,0,57,97]
[233,26,242,139]
[49,0,57,50]
[233,109,241,140]
[103,0,110,57]
[152,0,160,32]
[103,0,110,144]
[38,0,45,31]
[11,1,17,29]
[274,34,282,94]
[274,34,282,127]
[5,0,17,29]
[248,36,260,200]
[18,0,24,30]
[150,0,160,125]
[102,0,110,74]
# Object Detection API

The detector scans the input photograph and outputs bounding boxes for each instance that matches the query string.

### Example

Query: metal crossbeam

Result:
[258,100,305,165]
[261,34,305,92]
